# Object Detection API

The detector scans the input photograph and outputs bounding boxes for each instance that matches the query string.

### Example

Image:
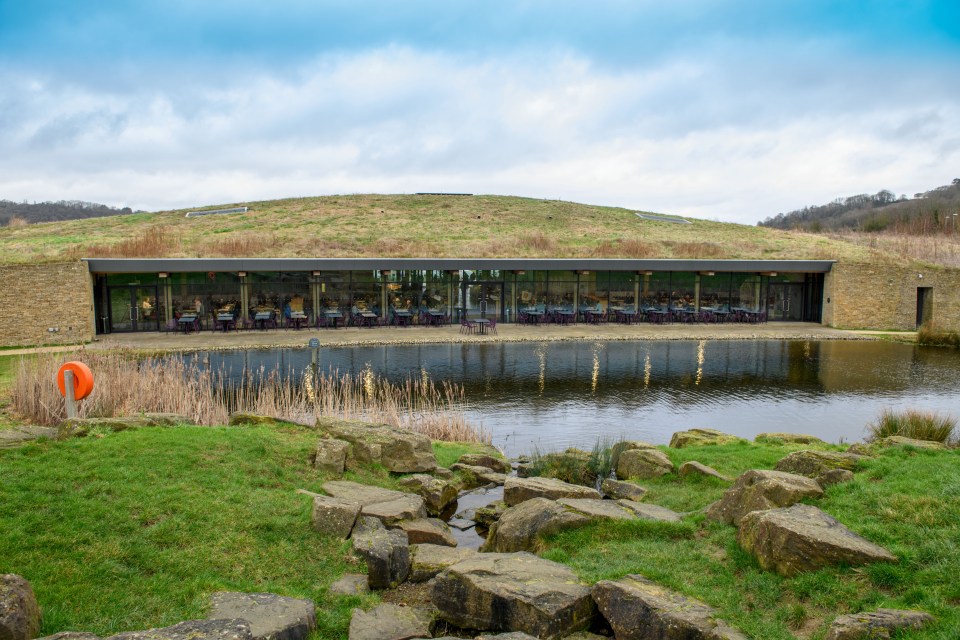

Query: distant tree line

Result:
[758,179,960,234]
[0,199,138,227]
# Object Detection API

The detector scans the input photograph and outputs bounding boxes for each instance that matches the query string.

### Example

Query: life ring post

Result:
[64,369,77,419]
[56,361,94,419]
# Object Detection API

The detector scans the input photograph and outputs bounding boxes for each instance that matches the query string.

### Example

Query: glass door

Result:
[461,282,503,320]
[766,284,803,321]
[108,286,160,332]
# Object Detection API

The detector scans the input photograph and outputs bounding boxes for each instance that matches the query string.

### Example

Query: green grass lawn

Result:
[0,424,485,639]
[542,442,960,639]
[2,425,956,639]
[0,194,887,264]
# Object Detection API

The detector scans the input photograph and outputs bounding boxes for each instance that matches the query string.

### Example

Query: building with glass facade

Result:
[87,258,830,333]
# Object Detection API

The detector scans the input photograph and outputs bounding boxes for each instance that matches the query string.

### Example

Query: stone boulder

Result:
[456,454,511,474]
[450,464,507,487]
[314,439,350,475]
[503,477,600,506]
[228,414,294,427]
[616,449,673,480]
[755,432,825,445]
[395,518,457,547]
[593,574,747,640]
[705,470,823,526]
[618,500,683,523]
[824,608,934,640]
[328,574,369,597]
[473,501,509,529]
[207,592,316,640]
[311,495,361,539]
[409,545,478,583]
[877,436,946,450]
[323,481,427,526]
[398,474,459,516]
[36,634,100,640]
[105,620,252,640]
[0,426,58,449]
[431,552,595,639]
[351,517,411,589]
[316,418,436,473]
[816,469,855,488]
[669,429,743,448]
[0,574,41,640]
[61,413,195,437]
[482,498,589,552]
[678,461,729,481]
[476,635,539,640]
[432,467,455,481]
[347,604,435,640]
[600,479,647,501]
[557,498,639,521]
[774,450,859,478]
[737,504,896,576]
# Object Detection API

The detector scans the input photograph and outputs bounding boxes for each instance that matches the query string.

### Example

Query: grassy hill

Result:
[0,194,889,265]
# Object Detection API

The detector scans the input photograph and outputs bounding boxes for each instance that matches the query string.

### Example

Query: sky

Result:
[1,0,959,224]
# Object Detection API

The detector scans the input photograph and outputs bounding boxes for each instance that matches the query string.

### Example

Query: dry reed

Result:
[10,351,489,443]
[73,226,183,258]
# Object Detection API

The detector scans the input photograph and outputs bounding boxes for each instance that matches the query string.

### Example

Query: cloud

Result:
[1,41,958,223]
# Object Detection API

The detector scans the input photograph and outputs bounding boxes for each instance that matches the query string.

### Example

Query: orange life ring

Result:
[57,361,94,400]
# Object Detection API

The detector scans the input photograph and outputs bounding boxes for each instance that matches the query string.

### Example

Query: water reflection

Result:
[179,340,960,456]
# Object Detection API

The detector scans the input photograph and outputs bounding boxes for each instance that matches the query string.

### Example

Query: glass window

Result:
[730,274,764,312]
[546,271,577,309]
[609,272,637,308]
[515,271,547,310]
[699,273,733,311]
[669,272,696,310]
[578,271,609,310]
[640,273,670,309]
[168,272,241,321]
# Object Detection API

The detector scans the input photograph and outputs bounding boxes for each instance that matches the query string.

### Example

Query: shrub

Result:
[917,322,960,347]
[867,408,957,445]
[525,438,623,489]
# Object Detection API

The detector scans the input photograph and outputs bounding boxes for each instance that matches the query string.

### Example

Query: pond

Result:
[180,340,960,456]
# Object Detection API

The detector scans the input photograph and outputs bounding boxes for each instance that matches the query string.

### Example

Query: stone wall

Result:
[823,262,960,331]
[0,262,95,346]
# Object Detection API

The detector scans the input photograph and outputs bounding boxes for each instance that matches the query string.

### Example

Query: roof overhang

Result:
[83,258,835,274]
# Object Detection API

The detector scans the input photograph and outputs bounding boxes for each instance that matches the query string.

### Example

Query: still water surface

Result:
[182,340,960,456]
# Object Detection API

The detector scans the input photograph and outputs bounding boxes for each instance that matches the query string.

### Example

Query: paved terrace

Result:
[64,322,888,354]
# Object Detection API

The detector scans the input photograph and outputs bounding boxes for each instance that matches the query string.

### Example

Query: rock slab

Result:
[351,517,411,589]
[774,450,859,478]
[482,497,589,552]
[323,481,427,526]
[311,495,361,539]
[669,429,743,448]
[705,469,823,526]
[207,592,316,640]
[328,574,370,597]
[106,620,252,640]
[0,574,41,640]
[600,479,647,501]
[316,418,436,473]
[616,449,674,480]
[409,544,478,583]
[824,608,934,640]
[738,504,896,576]
[503,477,600,506]
[314,439,350,475]
[679,461,729,481]
[456,454,511,474]
[348,604,434,640]
[398,474,458,516]
[431,552,595,639]
[593,574,747,640]
[395,518,457,547]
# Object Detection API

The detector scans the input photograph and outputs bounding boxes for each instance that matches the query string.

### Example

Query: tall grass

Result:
[70,225,183,258]
[866,408,957,445]
[9,352,488,443]
[917,322,960,347]
[525,437,623,489]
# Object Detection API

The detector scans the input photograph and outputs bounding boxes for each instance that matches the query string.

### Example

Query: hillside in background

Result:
[0,199,136,227]
[759,179,960,234]
[0,193,885,265]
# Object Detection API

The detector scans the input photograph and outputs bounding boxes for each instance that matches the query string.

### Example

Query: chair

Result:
[164,318,178,332]
[459,318,475,334]
[487,318,498,335]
